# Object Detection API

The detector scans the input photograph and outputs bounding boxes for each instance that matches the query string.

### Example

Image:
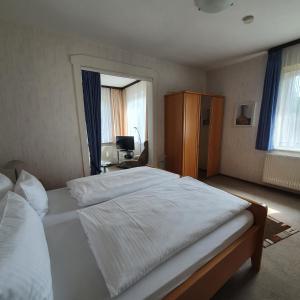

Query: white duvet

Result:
[67,167,179,207]
[78,177,250,297]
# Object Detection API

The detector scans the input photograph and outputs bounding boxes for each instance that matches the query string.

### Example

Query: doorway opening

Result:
[100,74,150,172]
[71,54,156,177]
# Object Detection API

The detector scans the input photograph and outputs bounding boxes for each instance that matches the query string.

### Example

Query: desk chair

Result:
[118,141,148,169]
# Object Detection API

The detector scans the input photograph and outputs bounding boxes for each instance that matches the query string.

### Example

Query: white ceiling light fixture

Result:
[194,0,236,13]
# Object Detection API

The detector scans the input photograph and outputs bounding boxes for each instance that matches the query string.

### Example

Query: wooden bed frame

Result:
[164,199,267,300]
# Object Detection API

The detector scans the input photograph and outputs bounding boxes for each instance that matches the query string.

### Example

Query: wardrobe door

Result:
[165,93,184,174]
[182,93,200,178]
[207,97,224,177]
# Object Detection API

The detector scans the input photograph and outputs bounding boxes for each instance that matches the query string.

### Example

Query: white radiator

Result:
[263,153,300,191]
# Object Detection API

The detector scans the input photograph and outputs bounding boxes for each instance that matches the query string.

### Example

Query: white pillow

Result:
[14,170,48,218]
[0,173,13,199]
[0,195,6,221]
[0,192,53,300]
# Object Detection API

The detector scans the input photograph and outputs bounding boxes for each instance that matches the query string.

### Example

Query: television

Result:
[116,136,135,151]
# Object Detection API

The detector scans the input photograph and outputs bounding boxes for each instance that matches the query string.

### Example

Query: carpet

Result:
[263,215,299,248]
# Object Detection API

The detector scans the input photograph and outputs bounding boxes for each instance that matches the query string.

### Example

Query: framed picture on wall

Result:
[234,102,256,127]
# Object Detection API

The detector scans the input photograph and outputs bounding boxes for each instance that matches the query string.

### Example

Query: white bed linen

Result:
[0,192,53,300]
[66,167,179,207]
[14,170,48,218]
[78,177,250,297]
[45,187,253,300]
[0,173,13,199]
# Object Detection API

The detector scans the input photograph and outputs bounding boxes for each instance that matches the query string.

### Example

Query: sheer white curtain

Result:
[273,44,300,151]
[124,81,147,153]
[101,87,113,143]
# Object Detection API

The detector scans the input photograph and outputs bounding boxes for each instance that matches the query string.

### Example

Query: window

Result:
[273,44,300,152]
[124,81,147,145]
[100,82,147,147]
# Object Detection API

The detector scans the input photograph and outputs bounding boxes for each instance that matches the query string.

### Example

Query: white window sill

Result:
[269,150,300,158]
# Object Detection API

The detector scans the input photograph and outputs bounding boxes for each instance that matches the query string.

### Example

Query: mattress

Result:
[44,188,254,300]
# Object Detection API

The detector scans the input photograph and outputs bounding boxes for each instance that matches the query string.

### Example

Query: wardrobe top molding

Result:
[166,91,225,98]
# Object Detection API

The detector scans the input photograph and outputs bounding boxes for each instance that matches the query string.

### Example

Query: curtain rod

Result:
[101,80,141,90]
[270,38,300,52]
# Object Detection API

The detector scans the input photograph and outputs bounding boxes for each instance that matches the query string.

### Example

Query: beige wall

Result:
[207,54,267,184]
[0,21,206,189]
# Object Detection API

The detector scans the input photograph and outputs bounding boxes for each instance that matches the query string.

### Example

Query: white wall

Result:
[0,20,206,188]
[207,54,267,184]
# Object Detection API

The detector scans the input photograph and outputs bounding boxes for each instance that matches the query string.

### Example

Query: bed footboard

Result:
[164,201,267,300]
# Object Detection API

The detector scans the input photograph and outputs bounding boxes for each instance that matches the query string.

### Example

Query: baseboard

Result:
[217,173,300,196]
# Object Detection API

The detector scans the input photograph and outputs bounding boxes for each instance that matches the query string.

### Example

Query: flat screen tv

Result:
[116,136,135,151]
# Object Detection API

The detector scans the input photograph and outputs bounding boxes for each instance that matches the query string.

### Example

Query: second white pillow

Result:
[14,170,48,218]
[0,173,13,199]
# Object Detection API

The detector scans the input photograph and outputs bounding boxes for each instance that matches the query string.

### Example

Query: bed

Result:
[44,176,267,300]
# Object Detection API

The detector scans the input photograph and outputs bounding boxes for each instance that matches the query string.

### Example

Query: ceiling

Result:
[101,74,137,88]
[1,0,300,67]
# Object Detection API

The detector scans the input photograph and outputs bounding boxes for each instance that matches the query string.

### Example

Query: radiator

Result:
[263,153,300,191]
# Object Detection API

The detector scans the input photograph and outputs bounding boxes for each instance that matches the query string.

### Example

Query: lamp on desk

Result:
[133,126,142,154]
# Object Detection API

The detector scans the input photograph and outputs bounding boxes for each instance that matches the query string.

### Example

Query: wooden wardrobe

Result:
[165,91,224,179]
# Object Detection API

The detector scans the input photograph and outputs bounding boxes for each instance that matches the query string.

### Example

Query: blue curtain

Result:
[256,49,282,151]
[81,70,101,175]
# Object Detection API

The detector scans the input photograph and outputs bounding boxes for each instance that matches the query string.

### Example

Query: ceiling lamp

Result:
[194,0,236,13]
